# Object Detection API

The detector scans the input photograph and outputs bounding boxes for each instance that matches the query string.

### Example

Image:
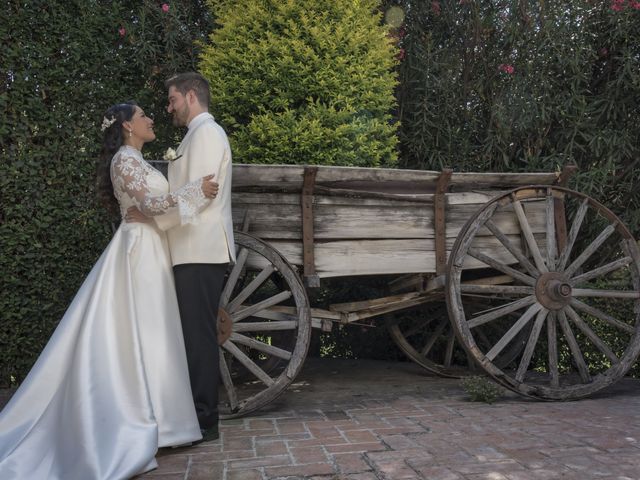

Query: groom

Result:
[155,72,235,441]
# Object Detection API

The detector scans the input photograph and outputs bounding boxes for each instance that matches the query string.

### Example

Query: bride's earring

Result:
[128,130,132,138]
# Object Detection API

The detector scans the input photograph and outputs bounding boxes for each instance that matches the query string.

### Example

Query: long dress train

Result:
[0,145,205,479]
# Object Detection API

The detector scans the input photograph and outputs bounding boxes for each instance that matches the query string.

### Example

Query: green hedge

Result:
[0,0,214,386]
[2,1,639,386]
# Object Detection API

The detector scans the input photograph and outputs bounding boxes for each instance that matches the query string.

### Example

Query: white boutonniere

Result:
[163,147,183,162]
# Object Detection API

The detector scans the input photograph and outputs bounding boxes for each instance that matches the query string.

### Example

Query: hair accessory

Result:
[100,116,117,132]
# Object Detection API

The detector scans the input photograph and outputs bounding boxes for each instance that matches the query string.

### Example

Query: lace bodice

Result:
[110,145,208,225]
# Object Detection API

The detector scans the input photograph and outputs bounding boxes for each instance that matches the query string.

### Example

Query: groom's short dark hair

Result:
[165,72,210,108]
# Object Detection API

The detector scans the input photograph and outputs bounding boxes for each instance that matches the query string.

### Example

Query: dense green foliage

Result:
[394,0,640,231]
[0,0,213,386]
[199,0,399,167]
[1,0,638,386]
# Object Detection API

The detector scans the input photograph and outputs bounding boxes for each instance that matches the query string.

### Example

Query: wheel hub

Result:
[535,272,572,310]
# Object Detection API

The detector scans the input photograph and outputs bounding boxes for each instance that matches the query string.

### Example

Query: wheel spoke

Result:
[546,190,557,270]
[564,306,619,364]
[402,317,436,339]
[227,264,275,313]
[572,288,640,299]
[250,308,298,322]
[570,298,635,334]
[557,198,589,271]
[515,309,548,382]
[564,223,617,277]
[547,312,559,387]
[234,321,298,332]
[467,247,536,286]
[485,303,543,361]
[444,329,456,368]
[485,219,539,277]
[229,332,292,360]
[222,340,275,386]
[512,197,548,273]
[419,317,448,356]
[557,310,591,382]
[452,203,499,268]
[460,284,534,296]
[220,246,249,308]
[468,295,536,328]
[232,291,293,323]
[219,350,238,410]
[570,256,632,286]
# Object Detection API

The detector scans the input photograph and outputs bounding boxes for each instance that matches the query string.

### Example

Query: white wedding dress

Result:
[0,145,205,479]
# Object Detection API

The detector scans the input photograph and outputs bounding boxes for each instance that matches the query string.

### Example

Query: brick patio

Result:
[145,358,639,480]
[3,358,640,479]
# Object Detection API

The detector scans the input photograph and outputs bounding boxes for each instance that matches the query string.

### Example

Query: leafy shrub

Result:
[199,0,399,167]
[461,375,504,404]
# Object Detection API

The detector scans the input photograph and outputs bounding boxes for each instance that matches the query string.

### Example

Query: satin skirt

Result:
[0,223,201,479]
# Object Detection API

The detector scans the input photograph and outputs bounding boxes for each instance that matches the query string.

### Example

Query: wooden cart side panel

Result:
[231,165,552,278]
[232,192,547,241]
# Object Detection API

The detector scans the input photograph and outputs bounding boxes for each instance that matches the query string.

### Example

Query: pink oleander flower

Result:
[161,3,169,12]
[397,48,406,61]
[431,1,441,16]
[498,63,515,75]
[611,0,626,10]
[631,1,640,8]
[599,47,609,57]
[118,26,126,37]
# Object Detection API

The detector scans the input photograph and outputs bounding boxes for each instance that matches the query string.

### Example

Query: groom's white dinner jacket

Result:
[155,112,236,266]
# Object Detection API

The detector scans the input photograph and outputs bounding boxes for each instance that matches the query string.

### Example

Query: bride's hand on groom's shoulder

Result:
[201,174,218,199]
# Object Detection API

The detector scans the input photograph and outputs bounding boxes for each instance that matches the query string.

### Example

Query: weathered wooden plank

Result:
[232,164,559,192]
[233,190,505,207]
[232,196,547,240]
[243,236,546,277]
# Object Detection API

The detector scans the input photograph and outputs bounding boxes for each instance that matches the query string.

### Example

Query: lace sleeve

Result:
[111,153,209,225]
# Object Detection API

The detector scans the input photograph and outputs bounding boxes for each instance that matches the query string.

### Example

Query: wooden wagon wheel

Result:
[218,232,311,418]
[447,186,640,400]
[387,296,529,378]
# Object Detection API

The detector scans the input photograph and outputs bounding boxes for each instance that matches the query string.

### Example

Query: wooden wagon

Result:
[214,163,640,418]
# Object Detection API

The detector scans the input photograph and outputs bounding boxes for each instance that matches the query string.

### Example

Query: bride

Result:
[0,101,218,479]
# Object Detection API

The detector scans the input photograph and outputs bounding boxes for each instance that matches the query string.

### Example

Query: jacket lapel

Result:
[176,113,213,155]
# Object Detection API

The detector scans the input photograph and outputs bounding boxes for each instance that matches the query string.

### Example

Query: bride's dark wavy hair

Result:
[96,101,138,214]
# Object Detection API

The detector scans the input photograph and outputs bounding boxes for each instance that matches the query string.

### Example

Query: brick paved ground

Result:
[142,358,640,480]
[3,358,640,479]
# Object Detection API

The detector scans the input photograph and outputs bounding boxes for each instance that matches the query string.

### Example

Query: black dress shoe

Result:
[193,425,219,445]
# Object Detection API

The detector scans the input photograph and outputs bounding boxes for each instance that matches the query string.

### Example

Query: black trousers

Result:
[173,263,228,429]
